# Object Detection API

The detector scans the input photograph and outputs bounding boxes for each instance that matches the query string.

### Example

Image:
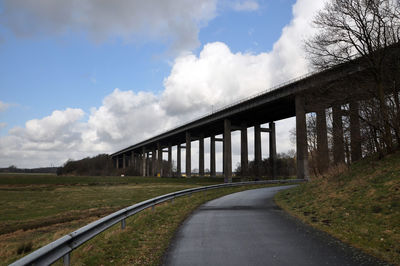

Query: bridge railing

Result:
[10,179,304,266]
[129,68,322,146]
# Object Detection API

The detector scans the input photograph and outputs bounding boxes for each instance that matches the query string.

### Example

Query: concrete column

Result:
[142,148,146,176]
[168,144,172,177]
[332,104,345,165]
[157,142,163,177]
[295,95,310,180]
[316,107,329,173]
[146,152,150,176]
[177,144,181,177]
[131,153,135,172]
[223,119,232,183]
[241,124,248,176]
[116,156,120,169]
[199,134,204,176]
[254,123,262,178]
[350,101,362,162]
[152,148,156,176]
[186,132,191,177]
[269,122,277,178]
[210,135,216,177]
[123,154,127,169]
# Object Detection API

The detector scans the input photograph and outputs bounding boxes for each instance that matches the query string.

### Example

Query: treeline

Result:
[57,154,117,176]
[235,152,296,178]
[0,166,58,174]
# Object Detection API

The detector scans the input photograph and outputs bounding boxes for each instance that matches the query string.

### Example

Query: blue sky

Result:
[0,0,325,168]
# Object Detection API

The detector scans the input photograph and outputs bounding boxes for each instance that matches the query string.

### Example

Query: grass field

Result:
[0,174,276,265]
[275,152,400,265]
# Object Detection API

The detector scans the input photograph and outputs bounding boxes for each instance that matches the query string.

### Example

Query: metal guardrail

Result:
[10,179,305,266]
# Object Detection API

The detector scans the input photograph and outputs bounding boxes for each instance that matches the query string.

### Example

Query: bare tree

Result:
[305,0,400,154]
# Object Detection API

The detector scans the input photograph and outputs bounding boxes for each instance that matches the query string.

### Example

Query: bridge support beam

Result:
[199,134,204,176]
[152,148,156,176]
[332,104,345,165]
[132,153,136,173]
[142,148,146,176]
[123,154,127,169]
[116,156,120,169]
[350,101,362,162]
[316,107,329,173]
[177,144,181,177]
[168,144,172,177]
[146,152,150,176]
[269,122,277,178]
[210,135,216,177]
[241,124,248,176]
[254,123,262,178]
[296,95,310,180]
[223,119,232,183]
[186,132,191,177]
[157,142,163,177]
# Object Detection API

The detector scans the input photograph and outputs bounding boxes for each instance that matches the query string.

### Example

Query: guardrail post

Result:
[63,253,70,266]
[152,205,155,212]
[121,218,126,229]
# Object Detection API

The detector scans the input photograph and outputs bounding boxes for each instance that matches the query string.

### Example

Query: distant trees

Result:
[57,154,116,176]
[235,151,297,178]
[305,0,400,157]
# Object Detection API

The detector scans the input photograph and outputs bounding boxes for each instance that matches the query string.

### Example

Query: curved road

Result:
[163,186,386,266]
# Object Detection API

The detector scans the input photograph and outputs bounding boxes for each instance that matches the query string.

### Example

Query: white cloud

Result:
[86,89,176,150]
[0,0,325,168]
[232,1,259,11]
[0,0,218,53]
[161,0,325,117]
[0,122,6,129]
[0,100,10,112]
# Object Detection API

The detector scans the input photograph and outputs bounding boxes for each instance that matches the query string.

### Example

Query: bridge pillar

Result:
[254,123,262,178]
[168,143,172,177]
[152,148,157,176]
[116,156,120,169]
[350,101,362,162]
[316,106,329,173]
[177,144,182,177]
[133,151,138,172]
[295,95,310,180]
[210,135,216,177]
[142,148,146,176]
[241,123,248,176]
[269,122,277,178]
[199,134,204,176]
[123,154,127,169]
[223,119,232,183]
[146,152,150,176]
[332,104,345,165]
[157,142,163,177]
[186,132,191,177]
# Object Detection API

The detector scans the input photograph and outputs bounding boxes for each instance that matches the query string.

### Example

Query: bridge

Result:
[111,46,397,182]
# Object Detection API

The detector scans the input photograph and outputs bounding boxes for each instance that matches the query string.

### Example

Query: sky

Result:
[0,0,326,169]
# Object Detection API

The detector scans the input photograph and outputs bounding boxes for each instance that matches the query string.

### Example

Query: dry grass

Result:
[275,152,400,265]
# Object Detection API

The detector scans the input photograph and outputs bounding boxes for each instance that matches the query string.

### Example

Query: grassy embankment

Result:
[0,174,276,265]
[275,151,400,265]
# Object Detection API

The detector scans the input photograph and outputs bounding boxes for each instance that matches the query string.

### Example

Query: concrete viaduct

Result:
[111,53,390,182]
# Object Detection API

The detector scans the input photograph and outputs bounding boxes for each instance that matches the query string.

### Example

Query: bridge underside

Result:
[111,46,399,181]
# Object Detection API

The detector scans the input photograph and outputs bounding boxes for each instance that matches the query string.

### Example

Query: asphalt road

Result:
[163,185,387,266]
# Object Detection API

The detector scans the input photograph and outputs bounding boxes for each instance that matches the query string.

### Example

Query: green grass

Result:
[0,174,278,265]
[52,185,275,266]
[275,152,400,265]
[0,174,225,264]
[0,173,226,185]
